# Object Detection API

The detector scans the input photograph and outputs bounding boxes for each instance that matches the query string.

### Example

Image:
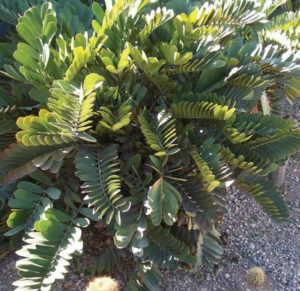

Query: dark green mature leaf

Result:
[147,224,193,262]
[147,177,182,226]
[75,145,128,224]
[0,143,72,185]
[195,227,223,271]
[248,130,300,161]
[236,170,289,222]
[125,262,161,291]
[85,246,123,276]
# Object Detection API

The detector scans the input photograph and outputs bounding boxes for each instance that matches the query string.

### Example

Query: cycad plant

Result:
[0,0,300,290]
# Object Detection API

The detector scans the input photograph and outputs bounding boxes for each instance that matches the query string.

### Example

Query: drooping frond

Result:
[161,52,226,75]
[233,112,296,135]
[285,76,300,102]
[248,43,300,75]
[114,155,150,257]
[248,130,300,161]
[236,170,289,222]
[176,138,229,232]
[0,143,72,185]
[200,0,266,26]
[224,142,272,173]
[14,208,84,291]
[220,146,263,174]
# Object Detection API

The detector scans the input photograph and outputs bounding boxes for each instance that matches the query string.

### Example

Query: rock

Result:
[249,242,255,251]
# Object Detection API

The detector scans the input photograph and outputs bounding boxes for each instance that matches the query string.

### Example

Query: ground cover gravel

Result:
[1,102,300,291]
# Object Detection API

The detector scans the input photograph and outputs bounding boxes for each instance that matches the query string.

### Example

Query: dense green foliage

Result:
[0,0,300,290]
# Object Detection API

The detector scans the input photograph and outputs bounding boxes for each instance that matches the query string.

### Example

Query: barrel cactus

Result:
[247,267,266,287]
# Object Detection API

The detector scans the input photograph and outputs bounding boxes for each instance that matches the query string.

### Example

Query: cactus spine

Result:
[247,267,266,286]
[85,276,119,291]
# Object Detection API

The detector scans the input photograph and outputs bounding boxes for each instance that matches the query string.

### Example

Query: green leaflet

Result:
[147,177,182,226]
[13,208,83,291]
[191,151,220,192]
[171,101,235,120]
[97,101,132,132]
[5,181,60,237]
[16,3,57,50]
[233,112,296,136]
[16,109,76,146]
[12,3,59,83]
[224,127,254,144]
[64,43,92,82]
[220,146,262,174]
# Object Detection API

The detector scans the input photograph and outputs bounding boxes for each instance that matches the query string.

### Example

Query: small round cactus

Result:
[85,276,119,291]
[247,267,266,286]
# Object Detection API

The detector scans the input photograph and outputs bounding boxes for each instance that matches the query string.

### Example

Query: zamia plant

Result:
[0,0,300,290]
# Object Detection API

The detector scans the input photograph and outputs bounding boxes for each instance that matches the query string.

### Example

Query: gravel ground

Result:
[1,102,300,291]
